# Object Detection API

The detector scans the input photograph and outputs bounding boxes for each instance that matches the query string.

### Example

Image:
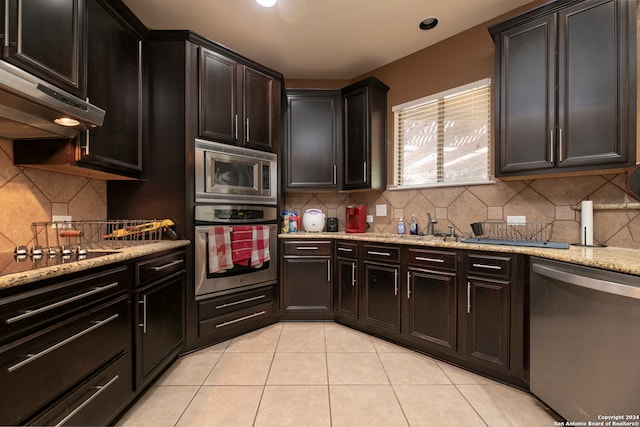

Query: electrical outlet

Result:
[52,215,72,228]
[375,204,387,216]
[366,215,374,223]
[506,215,526,225]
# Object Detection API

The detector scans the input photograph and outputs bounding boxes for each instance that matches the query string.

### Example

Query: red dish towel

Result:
[231,226,253,266]
[251,225,270,267]
[207,226,232,273]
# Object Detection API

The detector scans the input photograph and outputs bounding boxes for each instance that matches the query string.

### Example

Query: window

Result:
[392,79,492,189]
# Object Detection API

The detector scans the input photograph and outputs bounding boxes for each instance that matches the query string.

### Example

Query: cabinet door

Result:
[282,257,332,319]
[135,275,185,389]
[5,0,85,96]
[342,86,369,189]
[286,91,340,190]
[361,262,400,334]
[335,257,358,320]
[495,14,556,174]
[557,0,632,168]
[463,277,510,371]
[243,66,280,152]
[199,48,239,144]
[82,0,142,176]
[405,268,457,353]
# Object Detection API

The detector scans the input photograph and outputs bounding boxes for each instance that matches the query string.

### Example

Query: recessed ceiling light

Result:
[54,117,81,127]
[419,16,439,31]
[257,0,277,7]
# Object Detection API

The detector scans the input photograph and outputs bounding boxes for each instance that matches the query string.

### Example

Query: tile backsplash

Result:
[0,139,107,252]
[285,173,640,249]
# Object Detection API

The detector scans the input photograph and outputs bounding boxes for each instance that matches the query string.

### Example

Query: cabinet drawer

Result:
[408,248,457,271]
[0,266,128,345]
[467,254,511,279]
[362,244,400,263]
[199,302,274,336]
[136,250,186,286]
[28,351,132,427]
[0,297,129,426]
[335,241,358,258]
[283,240,331,256]
[199,285,274,319]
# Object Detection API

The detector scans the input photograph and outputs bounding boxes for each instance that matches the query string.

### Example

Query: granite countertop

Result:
[0,240,190,290]
[280,231,640,276]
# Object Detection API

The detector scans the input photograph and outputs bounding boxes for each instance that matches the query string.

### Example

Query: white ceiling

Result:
[122,0,535,80]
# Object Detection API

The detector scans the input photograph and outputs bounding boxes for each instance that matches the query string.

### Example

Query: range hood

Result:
[0,60,105,140]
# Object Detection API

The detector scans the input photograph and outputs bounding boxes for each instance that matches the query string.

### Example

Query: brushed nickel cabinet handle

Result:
[467,282,471,314]
[327,260,331,282]
[7,314,119,373]
[5,282,119,324]
[216,311,266,328]
[472,263,502,271]
[394,269,398,296]
[138,296,147,333]
[149,259,184,271]
[54,375,120,427]
[368,251,391,257]
[296,246,319,251]
[415,256,445,263]
[216,294,266,309]
[407,271,411,299]
[352,262,356,287]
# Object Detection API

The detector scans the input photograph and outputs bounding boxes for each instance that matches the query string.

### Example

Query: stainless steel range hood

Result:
[0,60,105,140]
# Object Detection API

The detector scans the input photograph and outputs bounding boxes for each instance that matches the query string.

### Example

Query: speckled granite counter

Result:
[280,232,640,276]
[0,240,190,290]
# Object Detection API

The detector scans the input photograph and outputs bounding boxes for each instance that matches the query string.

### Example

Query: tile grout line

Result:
[323,322,333,427]
[251,324,283,427]
[373,336,412,427]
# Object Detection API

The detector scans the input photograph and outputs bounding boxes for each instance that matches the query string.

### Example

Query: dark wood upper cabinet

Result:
[342,77,388,190]
[82,0,143,177]
[490,0,636,177]
[3,0,85,97]
[285,89,341,190]
[199,47,280,152]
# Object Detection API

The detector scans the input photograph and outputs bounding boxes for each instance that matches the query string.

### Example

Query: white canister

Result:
[302,209,326,232]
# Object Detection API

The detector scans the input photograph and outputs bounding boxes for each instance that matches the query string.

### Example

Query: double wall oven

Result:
[194,139,278,299]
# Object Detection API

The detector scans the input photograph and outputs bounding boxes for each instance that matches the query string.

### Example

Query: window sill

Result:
[388,180,495,191]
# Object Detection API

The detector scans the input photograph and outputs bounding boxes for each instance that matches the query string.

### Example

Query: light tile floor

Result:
[116,322,560,427]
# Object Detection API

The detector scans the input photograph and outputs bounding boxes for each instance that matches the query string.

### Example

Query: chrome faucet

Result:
[426,211,437,236]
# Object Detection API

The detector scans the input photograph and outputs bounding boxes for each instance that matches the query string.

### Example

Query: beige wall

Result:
[284,0,640,249]
[0,139,107,252]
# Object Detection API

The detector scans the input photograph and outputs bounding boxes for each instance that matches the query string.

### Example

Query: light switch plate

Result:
[375,204,387,216]
[506,215,526,225]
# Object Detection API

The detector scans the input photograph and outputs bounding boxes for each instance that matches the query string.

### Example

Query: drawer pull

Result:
[216,294,266,309]
[216,311,266,328]
[296,246,319,250]
[7,314,119,373]
[54,374,119,427]
[150,259,184,271]
[472,263,502,271]
[368,251,391,257]
[415,256,445,263]
[5,282,120,325]
[337,247,353,252]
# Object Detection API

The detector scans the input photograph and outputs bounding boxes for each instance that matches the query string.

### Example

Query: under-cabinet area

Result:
[279,237,526,387]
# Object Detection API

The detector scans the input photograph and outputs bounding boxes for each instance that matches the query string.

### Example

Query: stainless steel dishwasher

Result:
[530,258,640,422]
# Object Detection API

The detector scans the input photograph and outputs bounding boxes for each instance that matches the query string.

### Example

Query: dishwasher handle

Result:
[532,263,640,300]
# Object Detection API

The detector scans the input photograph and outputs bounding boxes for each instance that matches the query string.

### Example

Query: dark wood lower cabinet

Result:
[361,261,400,335]
[463,276,510,370]
[405,267,457,353]
[335,256,358,321]
[282,257,332,319]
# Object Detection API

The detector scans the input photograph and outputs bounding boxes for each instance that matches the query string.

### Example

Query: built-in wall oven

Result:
[194,204,278,299]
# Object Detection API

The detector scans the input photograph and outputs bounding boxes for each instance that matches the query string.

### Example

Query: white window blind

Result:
[392,79,491,189]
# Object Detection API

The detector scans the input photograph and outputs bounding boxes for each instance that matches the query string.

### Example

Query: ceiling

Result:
[122,0,535,80]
